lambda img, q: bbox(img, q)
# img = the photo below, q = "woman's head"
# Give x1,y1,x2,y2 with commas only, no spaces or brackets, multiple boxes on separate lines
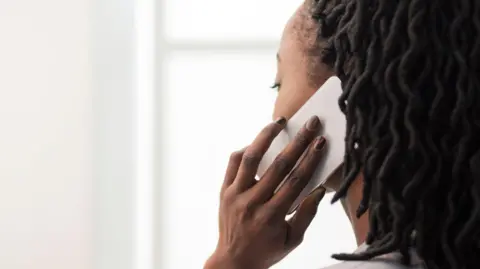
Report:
273,1,348,192
272,1,333,120
305,0,480,268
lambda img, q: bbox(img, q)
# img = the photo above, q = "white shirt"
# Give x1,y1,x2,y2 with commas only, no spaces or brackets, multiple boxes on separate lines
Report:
320,244,425,269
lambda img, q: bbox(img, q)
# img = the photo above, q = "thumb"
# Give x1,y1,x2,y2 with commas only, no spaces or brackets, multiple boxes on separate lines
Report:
286,187,326,248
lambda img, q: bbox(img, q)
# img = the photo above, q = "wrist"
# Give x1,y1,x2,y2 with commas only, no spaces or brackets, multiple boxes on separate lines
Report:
204,251,262,269
204,254,236,269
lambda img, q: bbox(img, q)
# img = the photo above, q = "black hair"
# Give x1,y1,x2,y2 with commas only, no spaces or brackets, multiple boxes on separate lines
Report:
310,0,480,268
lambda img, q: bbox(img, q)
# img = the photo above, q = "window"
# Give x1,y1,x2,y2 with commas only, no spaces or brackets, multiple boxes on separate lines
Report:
162,0,301,42
90,0,356,268
93,1,360,269
154,1,357,269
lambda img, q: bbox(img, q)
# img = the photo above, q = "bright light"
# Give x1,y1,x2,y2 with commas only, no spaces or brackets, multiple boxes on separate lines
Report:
134,0,154,268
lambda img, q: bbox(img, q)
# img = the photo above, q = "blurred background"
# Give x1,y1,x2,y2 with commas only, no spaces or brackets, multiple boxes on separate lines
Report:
0,0,355,268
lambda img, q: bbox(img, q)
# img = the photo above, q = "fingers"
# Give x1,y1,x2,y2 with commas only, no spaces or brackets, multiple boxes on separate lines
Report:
222,147,247,194
250,116,322,202
233,117,287,192
268,136,327,214
286,187,326,248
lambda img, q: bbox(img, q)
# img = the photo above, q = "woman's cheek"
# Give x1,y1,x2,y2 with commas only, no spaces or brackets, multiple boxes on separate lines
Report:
272,86,316,120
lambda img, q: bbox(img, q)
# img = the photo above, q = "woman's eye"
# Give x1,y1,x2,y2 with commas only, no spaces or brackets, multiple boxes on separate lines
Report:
270,83,281,91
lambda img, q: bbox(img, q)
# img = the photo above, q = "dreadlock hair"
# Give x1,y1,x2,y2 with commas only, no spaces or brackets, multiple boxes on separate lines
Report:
309,0,480,268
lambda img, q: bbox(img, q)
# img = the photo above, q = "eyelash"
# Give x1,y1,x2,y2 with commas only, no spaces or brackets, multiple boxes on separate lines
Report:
270,83,281,91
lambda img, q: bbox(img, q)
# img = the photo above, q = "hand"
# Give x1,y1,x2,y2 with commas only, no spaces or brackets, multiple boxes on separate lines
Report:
205,116,328,269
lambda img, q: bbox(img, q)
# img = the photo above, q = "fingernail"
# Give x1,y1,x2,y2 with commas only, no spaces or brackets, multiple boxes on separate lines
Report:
313,187,326,205
314,136,326,151
306,116,320,131
275,117,287,125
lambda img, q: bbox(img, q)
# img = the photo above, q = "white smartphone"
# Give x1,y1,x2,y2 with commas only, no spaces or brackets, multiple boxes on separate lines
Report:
257,76,346,214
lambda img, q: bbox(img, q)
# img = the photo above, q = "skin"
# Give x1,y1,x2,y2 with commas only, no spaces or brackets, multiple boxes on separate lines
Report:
273,1,369,246
272,3,331,119
205,116,328,269
205,2,369,269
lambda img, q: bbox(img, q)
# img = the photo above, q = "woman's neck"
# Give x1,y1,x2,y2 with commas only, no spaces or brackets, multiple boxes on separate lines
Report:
340,174,370,246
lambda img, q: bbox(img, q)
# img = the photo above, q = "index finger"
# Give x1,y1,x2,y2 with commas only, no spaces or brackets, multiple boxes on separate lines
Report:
232,117,286,192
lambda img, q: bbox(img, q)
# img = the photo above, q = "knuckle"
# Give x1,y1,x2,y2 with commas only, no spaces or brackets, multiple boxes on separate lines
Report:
287,173,305,186
235,196,256,217
293,132,310,148
229,150,243,162
254,208,276,227
263,206,279,221
272,155,293,173
242,151,262,167
222,187,236,203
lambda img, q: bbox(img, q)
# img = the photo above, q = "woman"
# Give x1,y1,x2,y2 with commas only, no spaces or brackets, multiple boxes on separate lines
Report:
205,0,480,268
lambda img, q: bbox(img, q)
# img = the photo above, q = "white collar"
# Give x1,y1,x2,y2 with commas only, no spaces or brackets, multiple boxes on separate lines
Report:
354,242,368,254
353,242,424,267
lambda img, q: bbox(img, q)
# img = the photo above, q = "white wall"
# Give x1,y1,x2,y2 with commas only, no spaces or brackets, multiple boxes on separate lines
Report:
0,1,356,268
91,0,136,268
0,1,93,268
